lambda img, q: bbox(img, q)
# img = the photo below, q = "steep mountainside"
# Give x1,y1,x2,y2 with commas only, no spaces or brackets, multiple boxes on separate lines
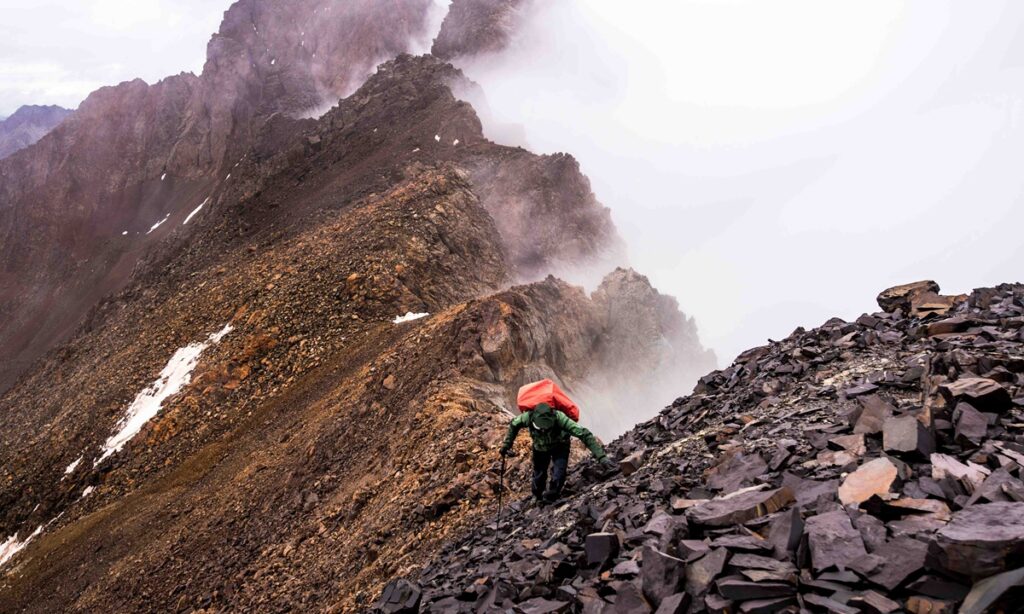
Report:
393,283,1024,613
0,105,72,160
0,1,712,612
0,0,443,393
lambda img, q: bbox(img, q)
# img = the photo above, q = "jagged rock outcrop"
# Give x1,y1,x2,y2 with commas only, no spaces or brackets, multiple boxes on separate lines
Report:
0,105,72,160
432,0,530,61
391,283,1024,613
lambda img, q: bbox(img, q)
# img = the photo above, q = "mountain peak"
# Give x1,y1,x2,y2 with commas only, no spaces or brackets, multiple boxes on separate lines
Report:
0,104,72,160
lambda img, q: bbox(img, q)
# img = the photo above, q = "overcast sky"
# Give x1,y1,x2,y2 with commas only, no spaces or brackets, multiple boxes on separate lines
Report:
462,0,1024,363
3,0,1021,366
0,0,230,116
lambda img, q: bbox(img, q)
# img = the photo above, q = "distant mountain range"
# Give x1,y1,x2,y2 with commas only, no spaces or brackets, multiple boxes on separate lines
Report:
0,104,72,160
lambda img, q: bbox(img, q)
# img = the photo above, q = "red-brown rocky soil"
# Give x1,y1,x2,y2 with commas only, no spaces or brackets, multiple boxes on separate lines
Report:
0,1,713,612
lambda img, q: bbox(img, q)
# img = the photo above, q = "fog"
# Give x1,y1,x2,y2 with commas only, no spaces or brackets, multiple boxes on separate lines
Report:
457,0,1024,364
0,0,230,116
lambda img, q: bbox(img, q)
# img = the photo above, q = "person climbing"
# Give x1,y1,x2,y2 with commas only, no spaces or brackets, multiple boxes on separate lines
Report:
500,402,616,503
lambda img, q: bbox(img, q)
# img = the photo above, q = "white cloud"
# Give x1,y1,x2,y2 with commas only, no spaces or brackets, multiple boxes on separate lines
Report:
459,0,1024,362
0,0,229,115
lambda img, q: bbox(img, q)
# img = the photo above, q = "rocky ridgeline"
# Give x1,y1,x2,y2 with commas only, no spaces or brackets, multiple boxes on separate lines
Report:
375,282,1024,613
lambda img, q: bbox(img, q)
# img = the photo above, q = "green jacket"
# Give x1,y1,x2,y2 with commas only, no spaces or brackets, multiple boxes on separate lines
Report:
503,410,607,460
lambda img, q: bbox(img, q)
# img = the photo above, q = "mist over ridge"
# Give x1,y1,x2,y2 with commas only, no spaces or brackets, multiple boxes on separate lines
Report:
453,0,1024,362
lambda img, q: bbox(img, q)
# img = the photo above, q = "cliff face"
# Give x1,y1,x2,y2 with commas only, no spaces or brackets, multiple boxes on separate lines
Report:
0,105,72,160
0,2,712,611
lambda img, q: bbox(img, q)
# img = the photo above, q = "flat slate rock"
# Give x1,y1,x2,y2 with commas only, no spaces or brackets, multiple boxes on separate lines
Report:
515,598,571,614
585,533,620,567
706,452,768,494
373,579,422,613
929,502,1024,579
958,566,1024,614
640,547,685,607
687,487,794,527
685,548,729,597
853,395,896,435
716,577,795,600
940,377,1012,413
805,510,868,572
882,415,935,458
838,458,898,506
868,536,929,590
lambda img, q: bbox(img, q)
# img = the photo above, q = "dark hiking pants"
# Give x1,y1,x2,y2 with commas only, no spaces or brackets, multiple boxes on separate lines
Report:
532,442,570,499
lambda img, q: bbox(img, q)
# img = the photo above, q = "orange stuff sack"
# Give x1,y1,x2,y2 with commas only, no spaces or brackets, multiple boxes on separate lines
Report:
516,379,580,422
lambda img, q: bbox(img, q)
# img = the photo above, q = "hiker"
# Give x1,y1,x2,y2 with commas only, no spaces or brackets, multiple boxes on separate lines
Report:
500,402,616,503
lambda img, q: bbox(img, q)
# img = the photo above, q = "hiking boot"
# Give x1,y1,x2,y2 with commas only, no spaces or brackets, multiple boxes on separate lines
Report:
542,489,560,503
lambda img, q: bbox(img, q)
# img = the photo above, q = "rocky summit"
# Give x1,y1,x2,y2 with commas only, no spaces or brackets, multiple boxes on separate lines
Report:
384,283,1024,613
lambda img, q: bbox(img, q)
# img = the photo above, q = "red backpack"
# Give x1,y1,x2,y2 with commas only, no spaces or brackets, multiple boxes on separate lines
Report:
516,379,580,422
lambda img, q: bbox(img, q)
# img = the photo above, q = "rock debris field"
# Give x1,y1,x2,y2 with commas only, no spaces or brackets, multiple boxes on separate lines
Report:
374,282,1024,613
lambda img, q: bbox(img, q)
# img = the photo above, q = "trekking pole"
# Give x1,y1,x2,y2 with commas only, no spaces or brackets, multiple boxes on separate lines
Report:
496,454,507,534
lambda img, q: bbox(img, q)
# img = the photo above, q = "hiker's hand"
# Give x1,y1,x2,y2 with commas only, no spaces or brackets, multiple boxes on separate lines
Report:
599,457,618,472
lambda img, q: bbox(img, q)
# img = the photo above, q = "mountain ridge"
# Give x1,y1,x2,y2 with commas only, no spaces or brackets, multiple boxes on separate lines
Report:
0,104,72,160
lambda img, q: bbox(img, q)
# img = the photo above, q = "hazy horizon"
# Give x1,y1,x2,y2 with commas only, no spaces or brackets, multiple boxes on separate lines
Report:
459,0,1024,362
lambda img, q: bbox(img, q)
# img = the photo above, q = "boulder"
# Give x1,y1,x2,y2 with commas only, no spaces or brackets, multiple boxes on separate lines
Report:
940,378,1012,413
805,510,868,572
928,503,1024,579
620,450,647,476
838,458,899,506
585,533,620,567
877,281,940,313
883,415,935,458
867,536,929,590
853,396,896,435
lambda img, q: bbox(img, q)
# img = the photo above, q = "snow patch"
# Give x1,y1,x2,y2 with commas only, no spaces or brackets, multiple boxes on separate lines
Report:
146,213,170,235
64,456,83,475
122,231,128,236
412,148,420,153
183,198,209,225
271,58,276,65
161,173,166,181
0,526,43,568
393,312,429,324
434,134,441,142
95,323,234,464
81,486,95,498
453,139,460,146
225,173,231,180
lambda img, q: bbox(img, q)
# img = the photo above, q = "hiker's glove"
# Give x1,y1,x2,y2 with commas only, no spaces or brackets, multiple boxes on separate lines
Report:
599,457,618,472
